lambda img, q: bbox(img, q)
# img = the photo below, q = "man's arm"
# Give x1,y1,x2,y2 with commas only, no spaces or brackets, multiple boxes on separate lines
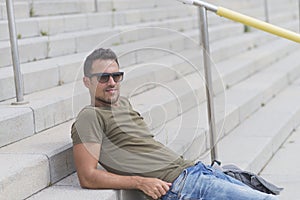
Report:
73,143,172,199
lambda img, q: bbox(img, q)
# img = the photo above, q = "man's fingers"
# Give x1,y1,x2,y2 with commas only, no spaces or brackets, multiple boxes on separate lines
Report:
162,182,172,192
157,185,167,196
156,181,171,197
150,193,158,200
138,178,172,199
150,183,169,199
154,188,162,199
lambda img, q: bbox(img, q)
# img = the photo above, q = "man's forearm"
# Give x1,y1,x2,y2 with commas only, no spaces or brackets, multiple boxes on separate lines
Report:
78,168,139,189
79,169,171,199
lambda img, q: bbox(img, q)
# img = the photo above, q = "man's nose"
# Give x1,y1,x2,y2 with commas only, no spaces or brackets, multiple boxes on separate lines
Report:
107,76,117,85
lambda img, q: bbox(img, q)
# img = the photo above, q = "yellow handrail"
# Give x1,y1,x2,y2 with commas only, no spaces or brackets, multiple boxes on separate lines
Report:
217,7,300,43
177,0,300,43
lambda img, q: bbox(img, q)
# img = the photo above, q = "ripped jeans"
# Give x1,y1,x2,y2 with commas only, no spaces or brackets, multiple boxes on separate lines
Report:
161,162,278,200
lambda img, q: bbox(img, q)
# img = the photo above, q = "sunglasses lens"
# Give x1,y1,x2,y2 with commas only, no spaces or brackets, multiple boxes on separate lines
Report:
112,73,123,82
97,74,110,83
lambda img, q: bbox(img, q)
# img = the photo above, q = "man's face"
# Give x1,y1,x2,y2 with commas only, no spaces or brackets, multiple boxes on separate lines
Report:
85,59,121,106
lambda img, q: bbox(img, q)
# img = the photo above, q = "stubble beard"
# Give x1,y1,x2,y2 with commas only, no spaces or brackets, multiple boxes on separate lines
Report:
94,91,120,106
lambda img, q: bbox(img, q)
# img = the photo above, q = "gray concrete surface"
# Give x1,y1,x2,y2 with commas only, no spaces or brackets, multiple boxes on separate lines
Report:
261,127,300,200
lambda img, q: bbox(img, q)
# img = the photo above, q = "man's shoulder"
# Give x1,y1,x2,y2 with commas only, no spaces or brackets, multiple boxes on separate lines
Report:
119,96,131,106
73,106,105,131
77,105,98,116
75,106,107,125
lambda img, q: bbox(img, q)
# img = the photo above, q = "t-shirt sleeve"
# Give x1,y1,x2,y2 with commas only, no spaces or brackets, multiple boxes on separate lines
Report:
71,107,104,145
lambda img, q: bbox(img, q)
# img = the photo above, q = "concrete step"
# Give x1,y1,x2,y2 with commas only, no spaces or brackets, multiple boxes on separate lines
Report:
267,0,299,13
0,30,194,100
207,0,262,10
113,6,196,27
0,1,29,20
29,0,95,17
109,0,195,12
260,117,300,200
216,39,299,88
0,21,245,102
0,15,202,67
28,175,118,200
270,11,299,28
218,81,300,174
0,13,112,41
210,0,298,24
1,3,297,67
211,19,298,61
0,154,49,200
143,47,300,156
0,80,89,146
0,0,192,19
21,43,300,200
0,4,196,41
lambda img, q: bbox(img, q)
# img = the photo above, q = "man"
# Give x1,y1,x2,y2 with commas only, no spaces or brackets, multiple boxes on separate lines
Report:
71,48,278,200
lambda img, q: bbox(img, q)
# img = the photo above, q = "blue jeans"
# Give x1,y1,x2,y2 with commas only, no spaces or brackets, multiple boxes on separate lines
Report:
162,162,278,200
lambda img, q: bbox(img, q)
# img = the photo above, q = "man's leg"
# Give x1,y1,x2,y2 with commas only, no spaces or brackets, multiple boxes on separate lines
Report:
184,172,277,200
163,162,278,200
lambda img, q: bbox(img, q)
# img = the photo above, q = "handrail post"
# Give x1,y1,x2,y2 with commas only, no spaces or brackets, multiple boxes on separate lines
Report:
299,0,300,32
264,0,269,22
6,0,27,105
198,6,218,162
94,0,98,12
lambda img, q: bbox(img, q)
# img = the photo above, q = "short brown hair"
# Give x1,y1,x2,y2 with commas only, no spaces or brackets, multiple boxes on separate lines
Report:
83,48,119,76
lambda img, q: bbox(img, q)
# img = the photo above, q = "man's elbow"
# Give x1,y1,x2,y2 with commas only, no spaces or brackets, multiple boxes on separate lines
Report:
79,179,91,189
77,173,97,189
78,177,91,189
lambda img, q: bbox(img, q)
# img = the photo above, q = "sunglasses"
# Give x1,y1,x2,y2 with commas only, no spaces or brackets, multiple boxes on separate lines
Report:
88,72,124,83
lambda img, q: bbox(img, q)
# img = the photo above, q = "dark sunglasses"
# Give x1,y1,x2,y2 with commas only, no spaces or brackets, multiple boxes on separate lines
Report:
88,72,124,83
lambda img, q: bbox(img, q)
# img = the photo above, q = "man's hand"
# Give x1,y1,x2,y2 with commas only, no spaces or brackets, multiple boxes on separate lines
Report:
135,177,172,199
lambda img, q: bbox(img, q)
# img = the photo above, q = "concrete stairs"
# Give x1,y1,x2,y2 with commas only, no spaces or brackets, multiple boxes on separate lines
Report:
0,0,299,199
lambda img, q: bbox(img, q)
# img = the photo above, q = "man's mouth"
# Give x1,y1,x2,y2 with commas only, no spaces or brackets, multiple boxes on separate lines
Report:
105,88,118,93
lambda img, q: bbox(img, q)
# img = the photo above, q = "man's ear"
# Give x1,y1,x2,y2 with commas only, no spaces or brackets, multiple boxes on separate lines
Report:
83,77,90,88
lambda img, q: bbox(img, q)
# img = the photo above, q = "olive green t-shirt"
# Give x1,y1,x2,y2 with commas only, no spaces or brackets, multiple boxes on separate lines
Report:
71,96,194,182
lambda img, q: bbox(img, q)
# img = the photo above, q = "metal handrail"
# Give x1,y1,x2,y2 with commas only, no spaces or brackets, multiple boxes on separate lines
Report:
180,0,300,43
5,0,28,105
94,0,98,12
299,0,300,32
264,0,269,22
177,0,300,162
198,7,218,161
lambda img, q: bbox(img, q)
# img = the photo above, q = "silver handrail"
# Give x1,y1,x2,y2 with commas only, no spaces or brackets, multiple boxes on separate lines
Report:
299,0,300,32
264,0,269,22
6,0,27,105
94,0,98,12
198,7,218,162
